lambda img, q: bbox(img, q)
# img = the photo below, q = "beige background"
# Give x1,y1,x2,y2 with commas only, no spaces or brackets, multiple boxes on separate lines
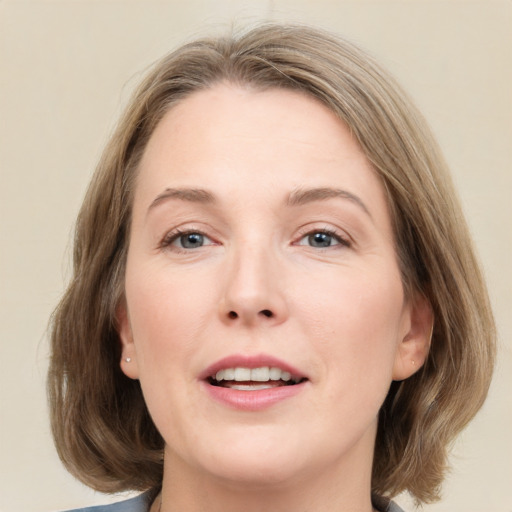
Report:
1,1,510,511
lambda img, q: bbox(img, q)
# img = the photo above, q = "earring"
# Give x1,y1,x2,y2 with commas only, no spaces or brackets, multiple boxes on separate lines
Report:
125,357,132,363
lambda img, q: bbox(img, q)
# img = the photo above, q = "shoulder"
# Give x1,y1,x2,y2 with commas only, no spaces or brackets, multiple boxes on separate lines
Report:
387,501,406,512
59,493,149,512
373,494,407,512
60,493,405,512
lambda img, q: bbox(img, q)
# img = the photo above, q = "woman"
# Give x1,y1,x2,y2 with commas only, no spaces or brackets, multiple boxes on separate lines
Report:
48,24,496,512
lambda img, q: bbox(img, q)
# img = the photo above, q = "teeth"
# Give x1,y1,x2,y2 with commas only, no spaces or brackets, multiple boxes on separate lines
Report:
213,366,300,383
234,367,251,381
269,367,281,380
251,367,270,381
231,383,275,390
224,368,235,380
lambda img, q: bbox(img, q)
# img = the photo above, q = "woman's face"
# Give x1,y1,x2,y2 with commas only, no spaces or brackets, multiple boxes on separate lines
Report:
119,84,429,487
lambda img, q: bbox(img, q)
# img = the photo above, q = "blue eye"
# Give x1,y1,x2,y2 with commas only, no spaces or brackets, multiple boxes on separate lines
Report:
163,231,213,250
308,232,336,247
177,232,205,249
297,230,348,248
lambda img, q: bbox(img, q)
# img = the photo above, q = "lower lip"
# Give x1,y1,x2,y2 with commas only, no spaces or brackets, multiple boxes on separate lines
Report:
201,381,307,411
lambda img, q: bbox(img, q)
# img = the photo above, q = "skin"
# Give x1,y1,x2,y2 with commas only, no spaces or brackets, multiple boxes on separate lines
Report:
118,84,432,512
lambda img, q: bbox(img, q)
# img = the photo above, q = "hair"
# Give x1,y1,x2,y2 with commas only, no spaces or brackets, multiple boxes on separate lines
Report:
48,24,495,504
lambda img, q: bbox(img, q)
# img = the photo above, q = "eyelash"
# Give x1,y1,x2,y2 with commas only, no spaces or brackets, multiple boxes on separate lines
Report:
159,226,351,252
295,227,351,249
160,228,213,251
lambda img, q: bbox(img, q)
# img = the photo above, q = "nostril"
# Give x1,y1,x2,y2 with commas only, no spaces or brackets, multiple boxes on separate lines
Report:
226,309,274,320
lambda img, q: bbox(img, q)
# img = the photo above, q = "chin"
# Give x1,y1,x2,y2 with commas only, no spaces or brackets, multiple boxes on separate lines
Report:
205,455,305,489
182,426,312,487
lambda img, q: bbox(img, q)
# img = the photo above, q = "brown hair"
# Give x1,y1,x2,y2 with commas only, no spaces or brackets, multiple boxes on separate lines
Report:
48,24,495,503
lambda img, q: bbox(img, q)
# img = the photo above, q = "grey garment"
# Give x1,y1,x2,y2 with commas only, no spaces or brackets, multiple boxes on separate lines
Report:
59,493,149,512
386,501,406,512
373,494,406,512
62,492,405,512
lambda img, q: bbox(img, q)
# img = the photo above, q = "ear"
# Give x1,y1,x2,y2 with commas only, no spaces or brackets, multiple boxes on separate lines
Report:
117,302,140,380
392,293,433,381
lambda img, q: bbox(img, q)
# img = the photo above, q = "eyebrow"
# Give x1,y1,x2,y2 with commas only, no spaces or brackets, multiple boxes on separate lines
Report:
287,187,371,218
148,187,216,213
147,186,371,218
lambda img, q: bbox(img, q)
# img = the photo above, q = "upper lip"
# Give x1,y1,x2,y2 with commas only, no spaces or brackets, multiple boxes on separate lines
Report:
199,354,307,381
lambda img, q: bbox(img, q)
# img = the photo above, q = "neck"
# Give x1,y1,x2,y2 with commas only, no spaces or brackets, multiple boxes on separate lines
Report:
158,439,377,512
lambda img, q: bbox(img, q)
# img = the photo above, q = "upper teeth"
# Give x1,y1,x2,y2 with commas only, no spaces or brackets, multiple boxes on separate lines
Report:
214,367,297,383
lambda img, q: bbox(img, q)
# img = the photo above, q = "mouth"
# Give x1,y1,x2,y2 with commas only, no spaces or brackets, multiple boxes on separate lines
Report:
201,355,309,409
208,366,307,391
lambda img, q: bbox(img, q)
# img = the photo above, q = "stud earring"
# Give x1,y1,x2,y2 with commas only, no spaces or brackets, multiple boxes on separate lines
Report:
125,357,132,363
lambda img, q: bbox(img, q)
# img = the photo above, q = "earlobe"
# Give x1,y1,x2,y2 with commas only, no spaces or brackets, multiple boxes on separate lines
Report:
117,303,140,380
392,293,433,381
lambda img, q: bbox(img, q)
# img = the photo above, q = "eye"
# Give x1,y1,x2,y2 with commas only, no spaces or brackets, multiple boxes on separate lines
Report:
296,229,349,248
162,230,214,250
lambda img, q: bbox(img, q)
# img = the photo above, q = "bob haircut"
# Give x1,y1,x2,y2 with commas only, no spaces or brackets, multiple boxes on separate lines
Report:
48,24,495,504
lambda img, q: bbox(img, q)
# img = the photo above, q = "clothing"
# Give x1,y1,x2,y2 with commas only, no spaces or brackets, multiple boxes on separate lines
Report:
373,494,406,512
61,493,405,512
60,493,149,512
387,503,406,512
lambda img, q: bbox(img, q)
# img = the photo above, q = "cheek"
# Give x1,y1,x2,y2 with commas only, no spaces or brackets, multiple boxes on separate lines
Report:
294,267,405,380
124,263,216,375
123,269,208,434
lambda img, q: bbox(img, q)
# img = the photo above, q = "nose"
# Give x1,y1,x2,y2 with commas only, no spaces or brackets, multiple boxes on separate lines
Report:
219,244,288,326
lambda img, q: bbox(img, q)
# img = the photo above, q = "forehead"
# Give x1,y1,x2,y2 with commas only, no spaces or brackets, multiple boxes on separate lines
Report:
141,84,356,166
134,84,389,221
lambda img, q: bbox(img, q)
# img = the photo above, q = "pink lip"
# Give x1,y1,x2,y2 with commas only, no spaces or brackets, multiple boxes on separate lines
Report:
201,380,307,411
199,354,308,411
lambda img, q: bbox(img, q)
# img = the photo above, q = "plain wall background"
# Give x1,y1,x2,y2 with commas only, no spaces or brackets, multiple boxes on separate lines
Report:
1,1,510,511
